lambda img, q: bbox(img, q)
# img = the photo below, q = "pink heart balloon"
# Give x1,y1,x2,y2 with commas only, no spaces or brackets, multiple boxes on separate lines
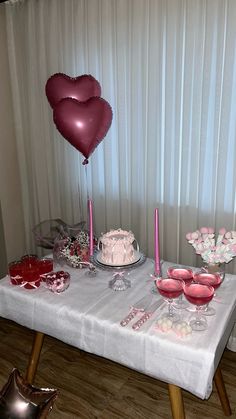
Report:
53,97,113,164
45,73,101,108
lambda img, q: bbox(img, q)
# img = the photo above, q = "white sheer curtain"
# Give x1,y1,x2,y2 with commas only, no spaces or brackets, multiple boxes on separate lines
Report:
4,0,236,272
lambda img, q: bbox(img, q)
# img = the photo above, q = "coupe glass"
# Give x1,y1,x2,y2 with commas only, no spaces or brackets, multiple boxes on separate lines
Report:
193,272,222,316
155,278,184,322
167,266,193,309
184,283,214,331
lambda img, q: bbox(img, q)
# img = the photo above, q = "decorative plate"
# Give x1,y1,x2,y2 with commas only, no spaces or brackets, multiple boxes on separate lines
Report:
91,250,146,270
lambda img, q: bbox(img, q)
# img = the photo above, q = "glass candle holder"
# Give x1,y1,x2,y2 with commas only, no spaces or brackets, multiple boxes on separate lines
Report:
38,258,54,279
8,261,24,285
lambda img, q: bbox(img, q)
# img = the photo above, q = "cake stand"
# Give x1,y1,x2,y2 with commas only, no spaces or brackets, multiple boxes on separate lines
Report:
91,250,146,291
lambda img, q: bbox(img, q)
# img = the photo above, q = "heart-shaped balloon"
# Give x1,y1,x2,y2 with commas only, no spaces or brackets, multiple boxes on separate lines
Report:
45,73,101,108
53,97,113,164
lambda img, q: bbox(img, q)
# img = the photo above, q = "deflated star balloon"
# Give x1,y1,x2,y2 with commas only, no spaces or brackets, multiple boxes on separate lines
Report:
0,368,58,418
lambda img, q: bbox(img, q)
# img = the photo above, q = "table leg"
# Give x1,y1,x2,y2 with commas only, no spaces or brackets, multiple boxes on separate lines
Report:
25,331,45,384
214,366,232,416
168,383,185,419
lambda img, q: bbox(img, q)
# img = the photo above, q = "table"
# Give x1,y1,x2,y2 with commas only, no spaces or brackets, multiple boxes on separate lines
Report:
0,258,235,418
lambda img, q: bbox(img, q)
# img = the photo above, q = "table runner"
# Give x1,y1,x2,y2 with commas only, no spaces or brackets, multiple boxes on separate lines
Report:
0,258,235,400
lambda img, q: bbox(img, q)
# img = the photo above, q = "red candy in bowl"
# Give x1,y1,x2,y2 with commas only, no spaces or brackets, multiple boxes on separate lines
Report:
44,271,70,293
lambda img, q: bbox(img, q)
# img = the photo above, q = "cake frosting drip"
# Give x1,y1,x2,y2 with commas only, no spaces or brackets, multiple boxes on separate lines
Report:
99,229,136,265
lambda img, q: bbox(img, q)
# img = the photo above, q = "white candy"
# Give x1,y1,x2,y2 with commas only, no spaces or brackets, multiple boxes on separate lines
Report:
173,321,192,337
155,316,173,332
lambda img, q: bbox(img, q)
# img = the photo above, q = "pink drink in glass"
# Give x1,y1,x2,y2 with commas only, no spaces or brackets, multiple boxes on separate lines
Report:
193,272,221,290
155,278,183,321
184,283,214,306
167,267,193,283
167,267,193,309
155,278,183,299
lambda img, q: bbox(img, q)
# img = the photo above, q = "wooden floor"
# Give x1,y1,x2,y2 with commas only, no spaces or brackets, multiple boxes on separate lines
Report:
0,317,235,419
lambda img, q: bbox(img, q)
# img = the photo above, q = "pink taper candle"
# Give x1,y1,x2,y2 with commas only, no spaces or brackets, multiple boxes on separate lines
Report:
88,199,94,256
154,208,161,276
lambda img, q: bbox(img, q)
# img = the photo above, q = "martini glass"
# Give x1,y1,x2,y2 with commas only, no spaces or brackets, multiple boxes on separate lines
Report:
184,283,214,331
192,272,222,316
167,266,193,309
155,278,184,322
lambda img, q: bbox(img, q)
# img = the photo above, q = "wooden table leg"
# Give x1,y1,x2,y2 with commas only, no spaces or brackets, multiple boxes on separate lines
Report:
25,331,45,384
168,383,185,419
214,366,232,416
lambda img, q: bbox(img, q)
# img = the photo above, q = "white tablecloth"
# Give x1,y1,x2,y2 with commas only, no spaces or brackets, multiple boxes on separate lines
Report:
0,258,235,400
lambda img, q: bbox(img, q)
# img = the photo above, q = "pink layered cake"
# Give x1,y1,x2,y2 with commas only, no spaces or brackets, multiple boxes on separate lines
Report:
99,229,137,265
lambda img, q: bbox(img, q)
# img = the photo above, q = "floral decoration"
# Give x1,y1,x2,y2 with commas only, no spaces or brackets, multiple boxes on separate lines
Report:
186,227,236,264
60,231,91,268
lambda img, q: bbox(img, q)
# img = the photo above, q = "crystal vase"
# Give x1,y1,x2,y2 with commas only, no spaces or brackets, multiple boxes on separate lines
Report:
202,263,225,282
53,225,92,268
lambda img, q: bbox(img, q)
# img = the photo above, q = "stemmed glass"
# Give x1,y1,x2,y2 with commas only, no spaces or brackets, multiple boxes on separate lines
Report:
155,278,184,322
184,283,214,331
192,272,222,316
167,266,193,309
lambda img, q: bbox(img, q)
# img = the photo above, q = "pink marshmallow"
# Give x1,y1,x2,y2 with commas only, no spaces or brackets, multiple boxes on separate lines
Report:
186,233,192,240
231,244,236,254
200,227,209,234
208,227,214,234
219,228,227,236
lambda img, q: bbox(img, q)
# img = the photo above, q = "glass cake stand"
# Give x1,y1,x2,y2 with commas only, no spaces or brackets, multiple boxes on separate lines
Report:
91,250,146,291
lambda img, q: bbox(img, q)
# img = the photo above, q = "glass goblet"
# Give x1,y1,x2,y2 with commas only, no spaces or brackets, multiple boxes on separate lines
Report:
192,272,222,316
167,266,193,309
184,283,214,331
155,278,184,322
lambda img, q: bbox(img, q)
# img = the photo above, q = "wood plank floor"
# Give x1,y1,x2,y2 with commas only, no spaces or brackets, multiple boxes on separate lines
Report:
0,317,235,419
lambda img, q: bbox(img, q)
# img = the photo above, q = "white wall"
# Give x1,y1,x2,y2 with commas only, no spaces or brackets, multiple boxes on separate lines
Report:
0,5,26,265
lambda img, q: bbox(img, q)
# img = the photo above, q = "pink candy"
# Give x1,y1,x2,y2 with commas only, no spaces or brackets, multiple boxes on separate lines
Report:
208,227,215,234
45,271,70,293
199,227,209,234
186,227,236,264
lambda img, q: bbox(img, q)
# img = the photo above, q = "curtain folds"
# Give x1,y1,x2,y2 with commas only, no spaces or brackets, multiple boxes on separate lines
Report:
4,0,236,272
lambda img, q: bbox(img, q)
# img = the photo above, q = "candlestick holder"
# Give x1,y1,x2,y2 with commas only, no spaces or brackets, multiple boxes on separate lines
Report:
108,272,131,291
150,271,162,294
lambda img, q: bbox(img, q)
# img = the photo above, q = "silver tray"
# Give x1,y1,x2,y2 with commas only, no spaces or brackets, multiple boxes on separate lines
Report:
91,250,146,271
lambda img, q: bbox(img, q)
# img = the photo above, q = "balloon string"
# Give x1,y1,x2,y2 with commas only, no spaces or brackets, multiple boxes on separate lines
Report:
84,165,91,201
84,164,94,255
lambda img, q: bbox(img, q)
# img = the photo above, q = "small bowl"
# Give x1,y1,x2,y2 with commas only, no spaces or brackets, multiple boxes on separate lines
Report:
45,271,70,293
